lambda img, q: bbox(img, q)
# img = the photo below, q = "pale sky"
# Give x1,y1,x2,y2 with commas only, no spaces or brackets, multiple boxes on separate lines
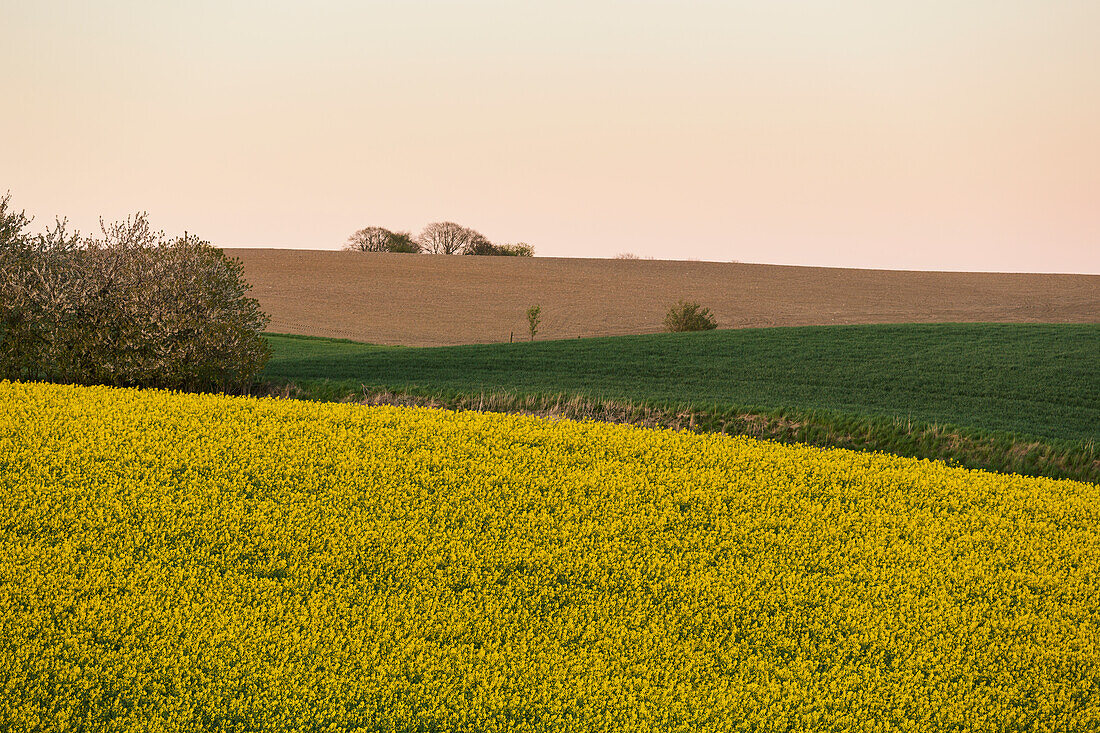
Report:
3,0,1098,273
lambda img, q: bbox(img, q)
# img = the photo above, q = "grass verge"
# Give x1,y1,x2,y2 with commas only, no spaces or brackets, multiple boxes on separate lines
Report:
258,323,1099,483
254,380,1099,484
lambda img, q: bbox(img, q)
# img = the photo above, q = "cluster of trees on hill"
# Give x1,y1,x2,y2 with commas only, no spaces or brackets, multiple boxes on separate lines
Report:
0,192,270,391
346,221,533,257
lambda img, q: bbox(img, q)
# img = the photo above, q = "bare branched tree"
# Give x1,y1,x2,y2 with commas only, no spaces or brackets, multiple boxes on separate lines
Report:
346,226,394,252
417,221,488,255
346,226,421,253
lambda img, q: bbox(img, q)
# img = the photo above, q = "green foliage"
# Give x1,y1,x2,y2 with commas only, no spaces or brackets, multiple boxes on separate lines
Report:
384,231,420,253
526,304,542,341
463,239,534,257
496,242,534,257
0,199,270,390
664,300,717,332
463,235,500,256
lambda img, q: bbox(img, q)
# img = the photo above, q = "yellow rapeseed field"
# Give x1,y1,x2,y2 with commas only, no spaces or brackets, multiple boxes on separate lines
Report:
1,381,1098,732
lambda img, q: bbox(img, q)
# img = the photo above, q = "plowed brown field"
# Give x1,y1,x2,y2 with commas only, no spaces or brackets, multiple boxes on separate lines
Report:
226,249,1100,346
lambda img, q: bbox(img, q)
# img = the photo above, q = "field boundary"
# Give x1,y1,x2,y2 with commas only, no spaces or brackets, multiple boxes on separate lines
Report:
255,379,1100,484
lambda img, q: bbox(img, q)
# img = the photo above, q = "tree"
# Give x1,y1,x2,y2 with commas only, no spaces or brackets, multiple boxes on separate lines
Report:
663,300,717,332
385,231,420,253
463,234,499,256
77,216,272,390
417,221,488,255
345,227,421,253
494,243,534,257
0,193,36,378
462,239,535,257
345,226,393,252
0,199,270,390
0,195,84,381
0,191,30,247
526,304,542,341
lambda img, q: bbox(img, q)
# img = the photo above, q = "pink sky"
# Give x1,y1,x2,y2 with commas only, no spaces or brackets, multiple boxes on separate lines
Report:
3,0,1098,273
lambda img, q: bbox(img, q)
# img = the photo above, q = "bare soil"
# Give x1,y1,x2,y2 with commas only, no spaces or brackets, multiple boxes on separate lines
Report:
226,249,1100,346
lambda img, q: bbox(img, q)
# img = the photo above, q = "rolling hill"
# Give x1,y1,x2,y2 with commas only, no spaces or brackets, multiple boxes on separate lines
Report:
226,249,1100,347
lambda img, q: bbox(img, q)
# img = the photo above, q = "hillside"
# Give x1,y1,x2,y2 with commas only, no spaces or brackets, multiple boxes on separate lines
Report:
226,249,1100,346
263,324,1099,444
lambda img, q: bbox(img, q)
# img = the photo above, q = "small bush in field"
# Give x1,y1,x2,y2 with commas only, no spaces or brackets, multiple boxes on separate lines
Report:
464,240,534,257
664,300,717,332
496,243,534,257
526,304,541,340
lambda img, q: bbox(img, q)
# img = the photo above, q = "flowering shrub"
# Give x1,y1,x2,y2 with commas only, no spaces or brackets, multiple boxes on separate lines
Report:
1,381,1097,731
0,207,268,390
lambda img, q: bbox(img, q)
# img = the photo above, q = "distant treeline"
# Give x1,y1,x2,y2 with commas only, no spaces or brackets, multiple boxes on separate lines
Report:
345,222,533,257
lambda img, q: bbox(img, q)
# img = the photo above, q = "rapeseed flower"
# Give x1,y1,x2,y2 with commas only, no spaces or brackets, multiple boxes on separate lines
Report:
0,381,1097,732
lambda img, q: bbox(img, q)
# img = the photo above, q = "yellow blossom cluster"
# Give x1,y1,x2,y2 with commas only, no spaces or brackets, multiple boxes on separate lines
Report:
1,381,1098,732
